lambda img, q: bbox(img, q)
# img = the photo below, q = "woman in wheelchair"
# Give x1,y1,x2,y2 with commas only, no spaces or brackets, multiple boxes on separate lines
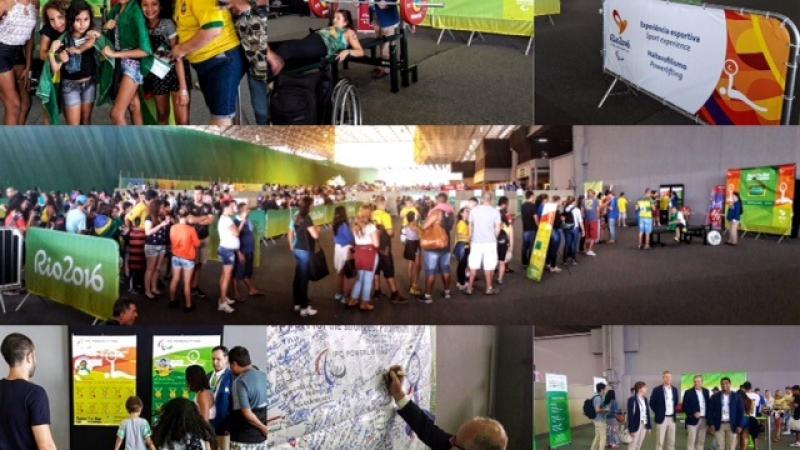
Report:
270,9,364,75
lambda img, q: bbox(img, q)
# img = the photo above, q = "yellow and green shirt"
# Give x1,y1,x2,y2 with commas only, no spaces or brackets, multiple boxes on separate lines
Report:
174,0,240,64
637,198,653,219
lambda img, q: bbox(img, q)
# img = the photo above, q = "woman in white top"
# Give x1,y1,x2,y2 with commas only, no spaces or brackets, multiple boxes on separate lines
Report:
185,365,216,423
348,204,379,311
151,397,214,450
0,0,37,124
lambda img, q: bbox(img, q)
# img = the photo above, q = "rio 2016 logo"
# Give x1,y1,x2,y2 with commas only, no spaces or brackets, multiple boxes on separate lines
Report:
34,249,104,292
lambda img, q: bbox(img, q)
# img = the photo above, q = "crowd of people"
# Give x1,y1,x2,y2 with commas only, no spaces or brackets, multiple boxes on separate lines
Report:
588,372,800,450
0,332,509,450
0,0,419,125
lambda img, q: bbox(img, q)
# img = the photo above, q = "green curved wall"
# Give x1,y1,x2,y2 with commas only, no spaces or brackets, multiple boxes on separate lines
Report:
0,127,373,192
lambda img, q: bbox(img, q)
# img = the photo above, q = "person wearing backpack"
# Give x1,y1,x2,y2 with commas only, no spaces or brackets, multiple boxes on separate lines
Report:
561,196,583,266
590,382,610,450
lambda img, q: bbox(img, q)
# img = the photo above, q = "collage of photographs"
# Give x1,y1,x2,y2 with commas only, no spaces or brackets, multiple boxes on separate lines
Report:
0,0,798,449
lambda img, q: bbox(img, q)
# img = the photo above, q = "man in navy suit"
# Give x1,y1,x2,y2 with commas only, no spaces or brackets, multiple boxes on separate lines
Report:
385,365,508,450
209,345,234,450
683,374,711,450
627,381,652,450
651,371,679,450
708,377,744,450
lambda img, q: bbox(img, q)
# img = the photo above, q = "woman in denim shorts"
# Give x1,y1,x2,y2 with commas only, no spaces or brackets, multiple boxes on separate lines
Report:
143,199,171,300
101,0,152,124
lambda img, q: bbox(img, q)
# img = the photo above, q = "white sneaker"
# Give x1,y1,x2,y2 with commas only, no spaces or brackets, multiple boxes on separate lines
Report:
788,443,800,447
300,306,318,317
586,250,597,256
551,266,563,273
218,303,235,313
294,305,301,312
223,298,235,305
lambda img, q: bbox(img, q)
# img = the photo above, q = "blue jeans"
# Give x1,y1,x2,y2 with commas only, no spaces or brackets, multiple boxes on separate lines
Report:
546,229,561,268
351,269,375,302
453,242,469,285
292,249,310,308
193,47,246,120
608,218,617,241
522,230,536,266
247,72,269,125
423,250,450,277
563,227,577,261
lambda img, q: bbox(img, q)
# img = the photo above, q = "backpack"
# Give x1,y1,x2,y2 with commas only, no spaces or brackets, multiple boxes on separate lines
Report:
271,72,320,125
583,395,600,419
562,206,576,230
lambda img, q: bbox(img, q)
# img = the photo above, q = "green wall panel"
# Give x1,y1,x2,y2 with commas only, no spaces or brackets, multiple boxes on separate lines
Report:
0,127,369,192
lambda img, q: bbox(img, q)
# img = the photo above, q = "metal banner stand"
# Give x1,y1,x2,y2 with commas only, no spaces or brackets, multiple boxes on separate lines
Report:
525,35,533,56
436,28,456,44
466,30,485,46
597,76,638,108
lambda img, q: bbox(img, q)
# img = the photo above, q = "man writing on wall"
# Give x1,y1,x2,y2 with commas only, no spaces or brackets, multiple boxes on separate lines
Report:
384,365,508,450
0,333,58,450
228,346,268,450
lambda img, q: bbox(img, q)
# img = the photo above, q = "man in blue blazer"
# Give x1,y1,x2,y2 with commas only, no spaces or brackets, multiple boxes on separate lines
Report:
627,381,652,450
708,377,744,450
651,371,680,450
209,345,234,450
683,375,711,450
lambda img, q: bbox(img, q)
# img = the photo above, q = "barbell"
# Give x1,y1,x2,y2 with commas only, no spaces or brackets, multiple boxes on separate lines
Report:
305,0,445,26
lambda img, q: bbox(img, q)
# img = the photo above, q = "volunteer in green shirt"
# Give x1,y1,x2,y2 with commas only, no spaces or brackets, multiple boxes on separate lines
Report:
636,188,653,250
102,0,153,125
171,0,244,125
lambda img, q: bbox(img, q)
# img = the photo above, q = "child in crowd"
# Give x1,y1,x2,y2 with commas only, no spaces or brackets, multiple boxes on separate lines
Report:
140,0,190,125
48,1,98,125
401,211,421,296
453,207,471,291
669,206,686,242
114,396,157,450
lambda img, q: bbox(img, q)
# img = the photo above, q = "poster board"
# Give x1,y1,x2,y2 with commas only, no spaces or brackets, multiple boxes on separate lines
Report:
72,335,137,426
602,0,799,125
680,372,748,393
151,335,221,420
545,373,572,448
527,202,557,282
726,164,796,236
267,326,435,449
583,181,603,196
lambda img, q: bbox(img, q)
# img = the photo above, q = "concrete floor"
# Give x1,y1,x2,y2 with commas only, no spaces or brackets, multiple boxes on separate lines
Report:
2,219,798,326
19,15,533,125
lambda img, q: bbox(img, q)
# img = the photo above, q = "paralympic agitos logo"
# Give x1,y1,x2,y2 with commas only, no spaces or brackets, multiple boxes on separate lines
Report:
609,9,631,54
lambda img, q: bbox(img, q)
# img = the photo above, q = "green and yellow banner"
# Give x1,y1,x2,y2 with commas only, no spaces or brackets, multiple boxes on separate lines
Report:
545,373,572,448
25,228,120,320
726,164,795,236
680,372,748,393
72,335,137,426
535,0,560,16
426,0,533,37
152,335,220,421
527,202,557,282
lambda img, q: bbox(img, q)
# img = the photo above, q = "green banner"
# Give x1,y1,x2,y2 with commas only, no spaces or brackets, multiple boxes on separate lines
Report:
265,209,292,239
25,228,120,320
680,372,748,393
583,181,604,196
527,203,557,282
152,335,220,421
545,373,572,448
726,164,795,236
427,0,533,37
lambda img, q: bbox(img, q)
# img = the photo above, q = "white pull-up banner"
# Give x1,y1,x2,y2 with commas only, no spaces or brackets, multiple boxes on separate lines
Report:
602,0,798,125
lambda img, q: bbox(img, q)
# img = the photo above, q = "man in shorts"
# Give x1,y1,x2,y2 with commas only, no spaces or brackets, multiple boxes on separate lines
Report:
467,191,501,296
637,188,654,250
371,196,407,304
187,186,215,298
583,189,599,256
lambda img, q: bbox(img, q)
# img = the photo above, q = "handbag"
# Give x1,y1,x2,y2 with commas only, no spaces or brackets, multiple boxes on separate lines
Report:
420,216,448,251
308,246,329,281
354,244,377,271
620,426,633,444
